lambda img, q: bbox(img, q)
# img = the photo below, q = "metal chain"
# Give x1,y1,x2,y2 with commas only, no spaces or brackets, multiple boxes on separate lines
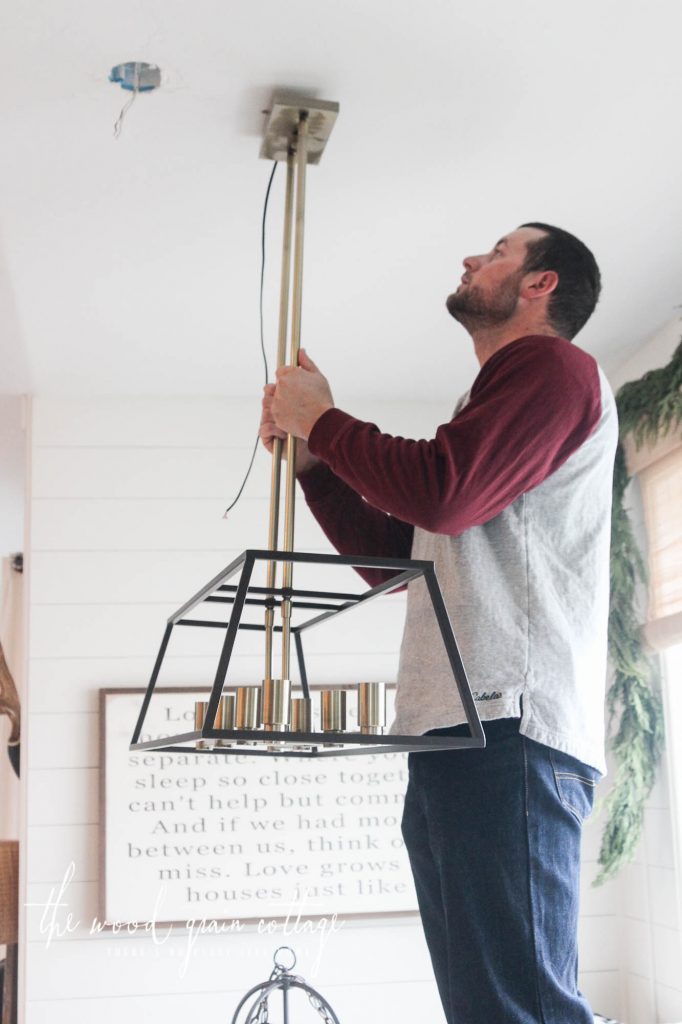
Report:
245,994,269,1024
273,969,338,1024
306,988,337,1024
244,969,283,1024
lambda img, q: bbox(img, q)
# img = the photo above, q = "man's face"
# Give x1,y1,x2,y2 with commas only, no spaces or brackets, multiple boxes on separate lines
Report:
446,226,547,329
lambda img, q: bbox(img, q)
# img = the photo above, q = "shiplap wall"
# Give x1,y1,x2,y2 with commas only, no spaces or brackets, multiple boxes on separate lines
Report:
608,487,682,1024
619,748,682,1023
608,314,682,1024
23,395,623,1023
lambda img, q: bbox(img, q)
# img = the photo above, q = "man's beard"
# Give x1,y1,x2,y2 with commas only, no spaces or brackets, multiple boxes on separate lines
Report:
446,270,524,330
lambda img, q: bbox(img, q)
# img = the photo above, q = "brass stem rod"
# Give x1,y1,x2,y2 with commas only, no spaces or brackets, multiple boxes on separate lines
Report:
264,152,296,681
281,113,309,680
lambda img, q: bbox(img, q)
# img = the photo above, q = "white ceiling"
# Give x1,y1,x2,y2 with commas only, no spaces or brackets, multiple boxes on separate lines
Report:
1,0,681,402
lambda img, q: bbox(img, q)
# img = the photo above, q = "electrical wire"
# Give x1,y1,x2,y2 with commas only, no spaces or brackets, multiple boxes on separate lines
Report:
223,160,278,518
113,64,140,139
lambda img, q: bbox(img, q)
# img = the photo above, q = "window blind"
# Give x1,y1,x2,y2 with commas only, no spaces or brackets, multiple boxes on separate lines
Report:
632,437,682,650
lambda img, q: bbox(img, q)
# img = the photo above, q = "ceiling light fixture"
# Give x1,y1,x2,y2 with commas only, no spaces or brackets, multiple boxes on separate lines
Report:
130,92,484,759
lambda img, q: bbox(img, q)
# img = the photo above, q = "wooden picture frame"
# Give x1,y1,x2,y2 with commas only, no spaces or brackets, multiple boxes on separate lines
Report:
99,686,419,927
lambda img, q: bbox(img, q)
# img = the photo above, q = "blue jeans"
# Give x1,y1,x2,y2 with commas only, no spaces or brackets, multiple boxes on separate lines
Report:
401,717,600,1024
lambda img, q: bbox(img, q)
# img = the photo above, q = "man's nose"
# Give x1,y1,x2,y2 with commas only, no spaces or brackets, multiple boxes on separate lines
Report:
463,255,478,272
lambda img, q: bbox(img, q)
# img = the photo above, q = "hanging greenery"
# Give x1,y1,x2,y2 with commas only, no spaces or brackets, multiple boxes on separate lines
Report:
596,335,682,883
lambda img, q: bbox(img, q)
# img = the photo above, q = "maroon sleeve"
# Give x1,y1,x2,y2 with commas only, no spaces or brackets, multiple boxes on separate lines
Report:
297,461,414,587
306,336,602,536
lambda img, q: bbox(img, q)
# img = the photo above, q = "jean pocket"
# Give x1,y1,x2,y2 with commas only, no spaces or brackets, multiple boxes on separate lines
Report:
550,752,598,824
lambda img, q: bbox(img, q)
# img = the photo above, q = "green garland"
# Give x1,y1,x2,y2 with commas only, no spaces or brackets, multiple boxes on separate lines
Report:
596,336,682,883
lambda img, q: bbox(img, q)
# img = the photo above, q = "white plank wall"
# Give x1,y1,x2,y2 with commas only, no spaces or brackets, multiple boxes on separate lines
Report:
24,396,623,1022
608,316,682,1024
619,750,682,1024
609,491,682,1024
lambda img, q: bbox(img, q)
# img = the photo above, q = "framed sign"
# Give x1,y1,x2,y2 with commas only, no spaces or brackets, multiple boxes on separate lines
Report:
100,687,419,925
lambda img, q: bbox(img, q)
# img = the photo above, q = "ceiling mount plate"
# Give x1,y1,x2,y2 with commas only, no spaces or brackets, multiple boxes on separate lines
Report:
260,92,339,164
109,62,161,92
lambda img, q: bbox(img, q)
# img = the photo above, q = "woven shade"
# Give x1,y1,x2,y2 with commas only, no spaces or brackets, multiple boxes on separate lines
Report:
0,840,19,944
623,427,682,477
637,441,682,650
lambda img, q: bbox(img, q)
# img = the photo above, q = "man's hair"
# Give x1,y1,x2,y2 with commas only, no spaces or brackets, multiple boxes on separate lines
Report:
518,222,601,340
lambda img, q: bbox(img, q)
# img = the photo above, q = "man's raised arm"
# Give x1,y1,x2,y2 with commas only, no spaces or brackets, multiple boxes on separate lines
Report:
260,377,414,587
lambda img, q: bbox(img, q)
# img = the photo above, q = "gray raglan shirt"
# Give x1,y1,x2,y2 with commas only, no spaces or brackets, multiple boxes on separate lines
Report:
300,335,619,772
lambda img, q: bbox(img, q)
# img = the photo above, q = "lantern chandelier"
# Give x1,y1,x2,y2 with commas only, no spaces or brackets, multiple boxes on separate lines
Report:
131,93,484,759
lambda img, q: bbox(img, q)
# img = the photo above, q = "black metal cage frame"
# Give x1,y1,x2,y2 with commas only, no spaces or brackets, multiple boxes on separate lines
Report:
130,549,486,757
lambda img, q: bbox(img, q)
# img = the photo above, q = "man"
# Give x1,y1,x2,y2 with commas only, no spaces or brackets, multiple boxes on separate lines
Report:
260,223,617,1024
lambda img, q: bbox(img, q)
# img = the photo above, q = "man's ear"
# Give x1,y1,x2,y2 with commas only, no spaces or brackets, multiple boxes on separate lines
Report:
526,270,559,299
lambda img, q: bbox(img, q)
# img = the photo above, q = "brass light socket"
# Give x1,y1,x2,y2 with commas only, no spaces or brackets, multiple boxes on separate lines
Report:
235,686,262,732
358,682,387,735
291,697,312,733
321,690,347,733
290,696,313,751
217,694,236,747
194,700,212,750
262,678,292,731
